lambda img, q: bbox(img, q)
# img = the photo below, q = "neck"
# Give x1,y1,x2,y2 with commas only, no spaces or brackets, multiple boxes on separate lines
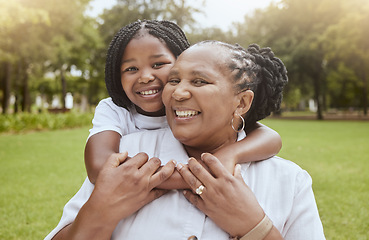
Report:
184,133,238,160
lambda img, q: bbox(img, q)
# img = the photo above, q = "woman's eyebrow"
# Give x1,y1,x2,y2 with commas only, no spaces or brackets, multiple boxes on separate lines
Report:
190,70,209,79
169,69,179,77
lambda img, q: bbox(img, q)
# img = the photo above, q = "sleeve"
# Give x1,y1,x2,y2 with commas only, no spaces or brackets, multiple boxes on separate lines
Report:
44,178,94,240
282,170,326,240
88,98,129,139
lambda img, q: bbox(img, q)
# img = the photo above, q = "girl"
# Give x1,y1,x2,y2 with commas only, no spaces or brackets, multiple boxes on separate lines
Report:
84,19,282,187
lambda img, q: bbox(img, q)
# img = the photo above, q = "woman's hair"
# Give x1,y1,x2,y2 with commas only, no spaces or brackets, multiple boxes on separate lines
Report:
105,19,190,108
194,41,288,129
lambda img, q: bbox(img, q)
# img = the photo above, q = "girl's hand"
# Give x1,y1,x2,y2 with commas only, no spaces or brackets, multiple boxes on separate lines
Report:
176,153,264,237
91,151,176,225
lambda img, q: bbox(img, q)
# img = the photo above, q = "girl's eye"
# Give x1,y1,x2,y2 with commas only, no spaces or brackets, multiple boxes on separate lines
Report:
123,67,138,73
153,62,165,68
193,79,209,86
168,79,180,85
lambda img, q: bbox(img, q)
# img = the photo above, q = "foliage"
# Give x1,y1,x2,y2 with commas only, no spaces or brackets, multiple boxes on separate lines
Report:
0,112,93,133
1,0,368,117
1,120,368,239
231,0,369,117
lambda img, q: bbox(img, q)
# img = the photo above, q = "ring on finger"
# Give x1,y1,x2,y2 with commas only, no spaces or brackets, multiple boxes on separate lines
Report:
195,184,205,195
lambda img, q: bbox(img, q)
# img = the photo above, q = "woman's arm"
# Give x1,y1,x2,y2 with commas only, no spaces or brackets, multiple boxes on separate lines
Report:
214,122,282,172
53,152,176,240
84,131,120,183
176,153,283,239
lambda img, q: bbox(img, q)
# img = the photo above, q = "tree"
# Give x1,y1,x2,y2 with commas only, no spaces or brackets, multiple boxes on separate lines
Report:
233,0,348,119
0,0,49,113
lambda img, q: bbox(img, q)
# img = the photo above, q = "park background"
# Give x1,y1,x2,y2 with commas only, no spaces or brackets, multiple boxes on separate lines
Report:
0,0,368,239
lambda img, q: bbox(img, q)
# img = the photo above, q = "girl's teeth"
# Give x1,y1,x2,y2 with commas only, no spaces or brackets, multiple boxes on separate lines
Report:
175,110,198,117
140,90,159,95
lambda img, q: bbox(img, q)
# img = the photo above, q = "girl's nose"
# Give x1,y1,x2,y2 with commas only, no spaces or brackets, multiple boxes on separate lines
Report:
138,69,155,83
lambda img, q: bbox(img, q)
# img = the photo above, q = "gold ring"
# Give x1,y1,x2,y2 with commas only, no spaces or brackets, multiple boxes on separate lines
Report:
195,185,205,195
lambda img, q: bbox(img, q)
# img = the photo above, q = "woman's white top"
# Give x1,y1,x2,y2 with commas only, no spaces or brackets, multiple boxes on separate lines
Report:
87,97,168,139
45,128,325,240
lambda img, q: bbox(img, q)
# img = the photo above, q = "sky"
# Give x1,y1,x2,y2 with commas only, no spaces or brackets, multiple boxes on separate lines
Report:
87,0,275,30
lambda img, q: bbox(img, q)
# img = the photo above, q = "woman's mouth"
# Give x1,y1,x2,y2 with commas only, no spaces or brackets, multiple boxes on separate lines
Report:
175,110,200,118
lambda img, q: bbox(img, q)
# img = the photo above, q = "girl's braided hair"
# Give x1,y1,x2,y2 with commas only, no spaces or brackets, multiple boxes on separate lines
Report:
105,19,190,108
194,41,288,129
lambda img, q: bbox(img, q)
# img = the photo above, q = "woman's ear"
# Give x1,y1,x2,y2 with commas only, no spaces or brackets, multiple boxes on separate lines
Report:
235,90,254,116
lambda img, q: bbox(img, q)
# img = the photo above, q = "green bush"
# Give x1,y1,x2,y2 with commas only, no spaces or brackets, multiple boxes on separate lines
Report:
0,112,94,133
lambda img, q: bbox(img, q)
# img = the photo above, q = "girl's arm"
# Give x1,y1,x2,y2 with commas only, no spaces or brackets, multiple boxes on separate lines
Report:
85,131,120,184
158,122,281,189
214,122,282,172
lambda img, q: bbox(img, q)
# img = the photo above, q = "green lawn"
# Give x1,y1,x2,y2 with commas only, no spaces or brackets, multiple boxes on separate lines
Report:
0,120,368,239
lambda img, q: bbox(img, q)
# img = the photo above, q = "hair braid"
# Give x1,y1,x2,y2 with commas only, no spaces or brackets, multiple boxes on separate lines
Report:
105,20,190,108
192,40,288,129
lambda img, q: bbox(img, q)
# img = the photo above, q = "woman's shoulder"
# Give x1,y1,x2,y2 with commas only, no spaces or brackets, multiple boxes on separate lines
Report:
246,156,311,183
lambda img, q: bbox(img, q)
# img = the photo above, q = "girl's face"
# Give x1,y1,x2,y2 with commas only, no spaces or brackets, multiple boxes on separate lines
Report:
121,34,176,116
162,45,240,152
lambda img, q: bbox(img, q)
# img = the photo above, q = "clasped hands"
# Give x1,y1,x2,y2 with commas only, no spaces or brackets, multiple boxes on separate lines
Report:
91,151,265,238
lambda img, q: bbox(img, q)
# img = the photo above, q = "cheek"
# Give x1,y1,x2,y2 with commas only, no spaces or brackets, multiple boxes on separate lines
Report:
161,85,173,107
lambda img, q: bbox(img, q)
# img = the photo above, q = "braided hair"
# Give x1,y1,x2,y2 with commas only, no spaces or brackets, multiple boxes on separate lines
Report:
105,19,190,108
194,41,288,129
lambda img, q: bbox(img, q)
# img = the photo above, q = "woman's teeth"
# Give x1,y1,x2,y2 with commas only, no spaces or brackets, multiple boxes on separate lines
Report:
140,89,159,95
175,110,198,117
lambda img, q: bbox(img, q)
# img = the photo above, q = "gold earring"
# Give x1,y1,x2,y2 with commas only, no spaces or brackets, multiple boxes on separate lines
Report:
231,114,245,133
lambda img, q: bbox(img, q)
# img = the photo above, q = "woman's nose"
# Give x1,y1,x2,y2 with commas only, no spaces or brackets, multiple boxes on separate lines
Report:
172,84,191,101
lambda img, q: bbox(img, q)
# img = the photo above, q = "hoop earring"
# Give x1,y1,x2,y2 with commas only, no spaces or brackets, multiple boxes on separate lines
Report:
231,114,245,133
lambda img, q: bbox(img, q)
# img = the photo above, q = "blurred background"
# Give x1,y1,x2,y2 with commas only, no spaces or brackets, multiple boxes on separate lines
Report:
1,1,368,239
1,0,368,121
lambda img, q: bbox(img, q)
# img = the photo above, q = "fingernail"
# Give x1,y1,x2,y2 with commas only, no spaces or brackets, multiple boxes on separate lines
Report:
172,160,177,165
177,163,183,170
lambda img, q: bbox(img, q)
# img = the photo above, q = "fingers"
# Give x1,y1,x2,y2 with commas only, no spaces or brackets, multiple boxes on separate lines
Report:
183,189,206,212
106,151,129,168
200,153,230,178
149,160,177,189
144,189,169,204
177,160,211,195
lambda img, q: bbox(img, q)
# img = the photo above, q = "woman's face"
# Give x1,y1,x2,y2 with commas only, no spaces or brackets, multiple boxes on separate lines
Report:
121,34,176,116
162,45,240,151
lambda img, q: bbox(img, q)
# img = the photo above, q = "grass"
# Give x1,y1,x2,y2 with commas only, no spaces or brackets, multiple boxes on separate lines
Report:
0,119,368,239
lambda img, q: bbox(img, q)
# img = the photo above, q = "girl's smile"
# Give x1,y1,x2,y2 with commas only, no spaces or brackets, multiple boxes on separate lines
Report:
121,34,176,116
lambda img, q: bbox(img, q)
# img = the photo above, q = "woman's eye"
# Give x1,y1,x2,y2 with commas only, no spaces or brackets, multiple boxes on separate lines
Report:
168,79,180,85
193,79,209,86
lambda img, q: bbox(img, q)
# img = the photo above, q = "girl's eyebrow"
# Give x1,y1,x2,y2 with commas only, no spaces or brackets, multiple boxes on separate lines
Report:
122,54,169,64
121,58,135,64
150,54,169,59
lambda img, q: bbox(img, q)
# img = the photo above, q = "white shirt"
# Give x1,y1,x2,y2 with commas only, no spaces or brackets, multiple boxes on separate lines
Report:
45,128,325,240
88,97,168,139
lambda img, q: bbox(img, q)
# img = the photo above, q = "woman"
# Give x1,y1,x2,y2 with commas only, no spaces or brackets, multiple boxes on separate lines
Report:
46,42,325,240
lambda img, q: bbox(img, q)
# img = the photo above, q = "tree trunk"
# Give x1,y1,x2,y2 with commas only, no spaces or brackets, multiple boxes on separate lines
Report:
362,69,368,116
1,62,12,114
61,67,67,109
313,75,324,120
22,72,31,112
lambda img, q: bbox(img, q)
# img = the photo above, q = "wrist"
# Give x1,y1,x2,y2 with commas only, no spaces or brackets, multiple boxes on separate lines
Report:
229,214,273,240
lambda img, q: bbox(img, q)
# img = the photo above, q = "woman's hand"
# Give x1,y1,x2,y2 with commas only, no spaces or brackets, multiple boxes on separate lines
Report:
176,153,266,238
54,152,176,240
91,151,176,224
